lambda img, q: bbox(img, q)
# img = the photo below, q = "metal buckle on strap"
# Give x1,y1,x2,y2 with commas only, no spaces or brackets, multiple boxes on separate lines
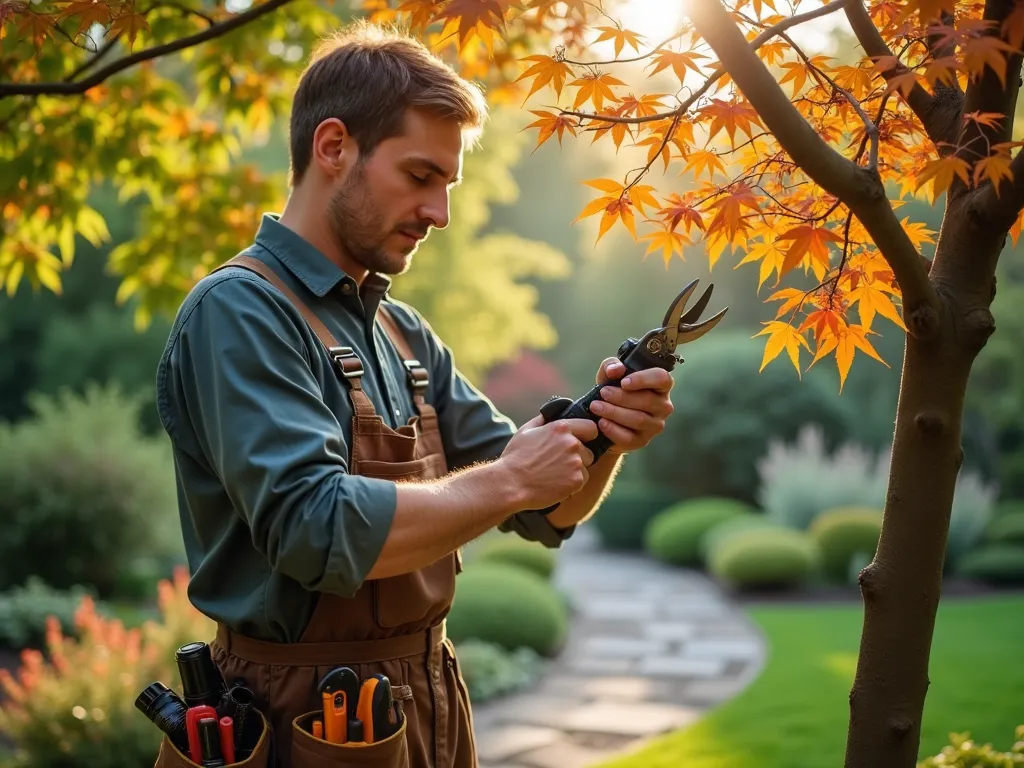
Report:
403,359,429,390
328,346,364,379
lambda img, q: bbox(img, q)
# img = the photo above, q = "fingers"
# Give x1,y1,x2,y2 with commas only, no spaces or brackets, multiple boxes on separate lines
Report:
560,417,600,442
595,416,636,448
594,385,674,418
618,367,674,393
590,399,649,431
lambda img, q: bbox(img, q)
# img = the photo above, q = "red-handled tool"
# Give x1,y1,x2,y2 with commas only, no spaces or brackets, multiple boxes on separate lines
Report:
219,716,235,764
185,705,218,763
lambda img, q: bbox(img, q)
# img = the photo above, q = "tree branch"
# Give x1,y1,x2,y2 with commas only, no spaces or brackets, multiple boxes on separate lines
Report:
560,0,856,127
685,0,939,317
844,0,962,147
779,31,879,171
972,147,1024,232
955,0,1023,166
0,0,295,98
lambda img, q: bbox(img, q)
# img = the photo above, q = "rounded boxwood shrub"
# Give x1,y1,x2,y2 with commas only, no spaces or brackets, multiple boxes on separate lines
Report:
699,515,782,564
708,528,820,590
447,562,568,656
956,543,1024,584
473,537,557,581
639,331,855,505
591,480,679,550
984,510,1024,546
644,497,757,567
809,506,883,581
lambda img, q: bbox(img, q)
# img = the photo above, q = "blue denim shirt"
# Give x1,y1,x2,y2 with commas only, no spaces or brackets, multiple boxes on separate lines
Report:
156,214,574,642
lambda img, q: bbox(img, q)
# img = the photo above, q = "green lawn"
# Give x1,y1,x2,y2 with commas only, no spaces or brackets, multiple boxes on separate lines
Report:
601,594,1024,768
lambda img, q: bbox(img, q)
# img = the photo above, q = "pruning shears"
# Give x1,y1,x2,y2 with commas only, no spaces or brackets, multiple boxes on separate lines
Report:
535,279,728,510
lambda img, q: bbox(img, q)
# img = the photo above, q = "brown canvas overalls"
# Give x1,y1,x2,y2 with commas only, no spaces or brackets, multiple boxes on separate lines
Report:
154,254,476,768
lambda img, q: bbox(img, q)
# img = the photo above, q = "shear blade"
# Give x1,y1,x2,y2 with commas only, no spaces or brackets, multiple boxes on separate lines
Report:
661,279,699,330
676,306,729,344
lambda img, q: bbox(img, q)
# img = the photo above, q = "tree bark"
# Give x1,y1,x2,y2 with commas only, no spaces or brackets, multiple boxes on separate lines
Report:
843,195,1000,768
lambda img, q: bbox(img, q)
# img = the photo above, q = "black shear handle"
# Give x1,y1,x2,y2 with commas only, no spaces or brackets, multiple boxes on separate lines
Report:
529,333,677,517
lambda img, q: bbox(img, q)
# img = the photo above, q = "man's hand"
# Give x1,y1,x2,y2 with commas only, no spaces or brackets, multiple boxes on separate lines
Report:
588,357,674,455
494,415,599,512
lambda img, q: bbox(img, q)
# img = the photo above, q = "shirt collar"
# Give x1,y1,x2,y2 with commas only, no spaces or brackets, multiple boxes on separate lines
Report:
253,213,392,300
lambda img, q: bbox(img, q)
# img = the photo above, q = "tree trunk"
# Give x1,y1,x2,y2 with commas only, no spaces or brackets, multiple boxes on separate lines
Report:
843,200,1000,768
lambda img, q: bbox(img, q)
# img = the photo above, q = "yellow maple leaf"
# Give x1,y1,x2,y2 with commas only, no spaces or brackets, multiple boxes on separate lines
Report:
640,223,690,267
754,320,811,378
847,279,907,331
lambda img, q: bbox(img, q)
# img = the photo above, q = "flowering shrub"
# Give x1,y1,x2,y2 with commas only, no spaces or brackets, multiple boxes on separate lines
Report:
0,567,214,768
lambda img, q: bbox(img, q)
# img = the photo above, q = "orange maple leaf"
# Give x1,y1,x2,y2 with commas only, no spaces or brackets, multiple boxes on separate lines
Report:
706,184,760,243
515,55,573,100
592,25,644,57
915,155,972,204
699,98,762,147
524,110,578,151
810,324,889,391
570,72,627,111
775,224,843,282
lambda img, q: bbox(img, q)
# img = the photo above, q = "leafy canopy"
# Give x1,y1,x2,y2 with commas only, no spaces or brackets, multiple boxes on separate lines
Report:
5,0,1023,388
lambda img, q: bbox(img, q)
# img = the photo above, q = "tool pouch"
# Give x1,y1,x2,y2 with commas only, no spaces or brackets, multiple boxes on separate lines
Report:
290,711,408,768
152,709,272,768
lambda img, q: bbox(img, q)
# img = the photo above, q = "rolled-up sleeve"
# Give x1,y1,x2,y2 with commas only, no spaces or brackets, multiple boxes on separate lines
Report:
160,274,396,596
398,304,576,548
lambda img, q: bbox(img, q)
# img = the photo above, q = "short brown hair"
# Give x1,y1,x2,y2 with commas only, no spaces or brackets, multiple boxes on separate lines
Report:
288,21,488,185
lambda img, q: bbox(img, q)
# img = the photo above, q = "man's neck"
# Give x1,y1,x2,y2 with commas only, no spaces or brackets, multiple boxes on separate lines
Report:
278,189,368,285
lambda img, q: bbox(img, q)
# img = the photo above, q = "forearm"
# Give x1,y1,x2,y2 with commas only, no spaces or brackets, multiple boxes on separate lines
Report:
365,462,520,580
544,450,624,529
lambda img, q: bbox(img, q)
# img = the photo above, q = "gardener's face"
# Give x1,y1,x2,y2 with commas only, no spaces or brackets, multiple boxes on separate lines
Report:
327,107,463,277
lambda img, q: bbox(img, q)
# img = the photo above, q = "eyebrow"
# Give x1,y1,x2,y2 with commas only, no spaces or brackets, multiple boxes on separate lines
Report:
410,157,462,186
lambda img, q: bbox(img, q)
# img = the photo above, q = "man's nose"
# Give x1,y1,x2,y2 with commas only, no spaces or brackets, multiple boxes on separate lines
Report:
418,190,450,230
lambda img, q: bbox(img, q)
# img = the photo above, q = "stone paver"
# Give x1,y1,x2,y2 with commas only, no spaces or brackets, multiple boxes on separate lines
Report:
470,527,767,768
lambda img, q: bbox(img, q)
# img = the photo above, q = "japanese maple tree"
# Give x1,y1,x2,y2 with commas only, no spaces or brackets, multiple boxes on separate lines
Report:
4,0,1022,765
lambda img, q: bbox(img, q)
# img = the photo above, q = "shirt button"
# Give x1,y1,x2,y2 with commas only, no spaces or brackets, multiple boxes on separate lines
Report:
394,408,401,418
341,283,352,294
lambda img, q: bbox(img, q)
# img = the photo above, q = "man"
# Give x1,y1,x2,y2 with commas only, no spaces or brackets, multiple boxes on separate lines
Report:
153,21,675,768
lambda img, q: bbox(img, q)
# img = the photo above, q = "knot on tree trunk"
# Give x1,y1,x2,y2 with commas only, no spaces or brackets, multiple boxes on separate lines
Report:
907,303,940,340
858,562,882,601
914,412,946,436
889,718,913,740
964,308,996,353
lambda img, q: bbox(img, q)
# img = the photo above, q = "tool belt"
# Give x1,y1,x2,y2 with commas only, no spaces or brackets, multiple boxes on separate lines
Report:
141,623,449,768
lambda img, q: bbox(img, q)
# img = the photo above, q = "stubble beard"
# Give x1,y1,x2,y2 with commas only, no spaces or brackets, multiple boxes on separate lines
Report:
328,163,414,277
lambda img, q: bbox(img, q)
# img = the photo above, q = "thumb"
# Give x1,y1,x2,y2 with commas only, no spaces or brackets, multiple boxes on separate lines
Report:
519,413,547,430
597,357,626,385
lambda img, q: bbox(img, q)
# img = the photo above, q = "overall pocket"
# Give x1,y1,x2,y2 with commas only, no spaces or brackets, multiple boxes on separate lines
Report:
290,711,409,768
152,709,272,768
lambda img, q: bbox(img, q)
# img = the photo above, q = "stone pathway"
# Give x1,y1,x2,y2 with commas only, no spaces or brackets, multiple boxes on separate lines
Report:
469,527,768,768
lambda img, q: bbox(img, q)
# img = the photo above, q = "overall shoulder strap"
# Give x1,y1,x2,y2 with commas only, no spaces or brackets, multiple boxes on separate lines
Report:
215,254,369,395
377,303,430,408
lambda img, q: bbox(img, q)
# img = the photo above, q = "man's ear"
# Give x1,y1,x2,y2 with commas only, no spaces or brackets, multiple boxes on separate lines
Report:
311,118,358,178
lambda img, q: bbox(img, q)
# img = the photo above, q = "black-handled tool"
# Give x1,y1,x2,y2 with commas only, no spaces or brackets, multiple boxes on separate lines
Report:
535,278,728,515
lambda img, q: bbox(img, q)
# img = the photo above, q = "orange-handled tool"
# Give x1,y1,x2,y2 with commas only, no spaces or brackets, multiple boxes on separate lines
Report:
321,690,347,744
317,667,360,744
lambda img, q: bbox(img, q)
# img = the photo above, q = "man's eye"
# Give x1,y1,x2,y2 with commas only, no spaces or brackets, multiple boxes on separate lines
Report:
409,173,428,185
